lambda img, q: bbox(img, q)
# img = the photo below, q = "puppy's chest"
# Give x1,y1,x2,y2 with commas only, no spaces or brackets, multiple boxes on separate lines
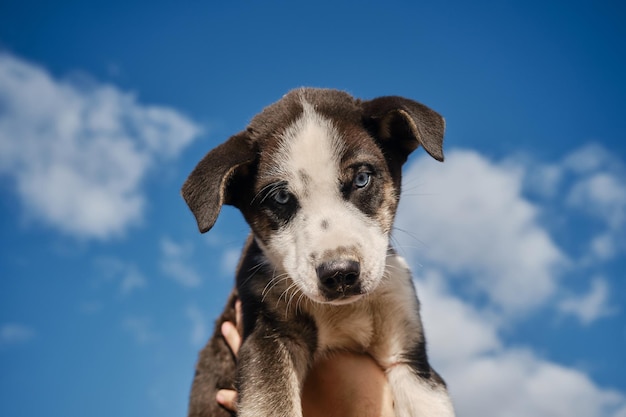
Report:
311,304,376,353
304,256,420,363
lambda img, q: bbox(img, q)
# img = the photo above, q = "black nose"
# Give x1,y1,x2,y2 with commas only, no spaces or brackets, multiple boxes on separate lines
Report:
316,259,361,298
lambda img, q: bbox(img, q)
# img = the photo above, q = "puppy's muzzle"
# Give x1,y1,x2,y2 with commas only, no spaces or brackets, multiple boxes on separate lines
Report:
316,259,362,300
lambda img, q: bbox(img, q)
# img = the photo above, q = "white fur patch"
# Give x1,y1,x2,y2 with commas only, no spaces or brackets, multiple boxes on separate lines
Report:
387,364,455,417
265,99,389,303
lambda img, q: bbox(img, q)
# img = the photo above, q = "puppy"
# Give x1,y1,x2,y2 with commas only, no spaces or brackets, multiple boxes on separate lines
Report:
182,88,455,417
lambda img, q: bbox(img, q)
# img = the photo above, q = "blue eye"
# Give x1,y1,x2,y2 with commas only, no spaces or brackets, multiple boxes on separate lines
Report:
273,189,291,204
354,172,371,188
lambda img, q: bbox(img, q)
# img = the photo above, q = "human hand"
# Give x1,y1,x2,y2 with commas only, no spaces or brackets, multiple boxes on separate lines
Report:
215,301,242,411
215,301,395,417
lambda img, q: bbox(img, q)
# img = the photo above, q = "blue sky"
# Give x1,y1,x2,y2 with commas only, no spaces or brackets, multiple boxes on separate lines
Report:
0,1,624,416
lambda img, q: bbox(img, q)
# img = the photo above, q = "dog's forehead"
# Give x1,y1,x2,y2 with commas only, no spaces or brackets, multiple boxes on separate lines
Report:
249,89,382,181
248,88,362,142
260,105,339,186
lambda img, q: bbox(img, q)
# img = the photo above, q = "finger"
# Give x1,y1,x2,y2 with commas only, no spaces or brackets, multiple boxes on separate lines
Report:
235,300,242,329
221,320,241,356
216,389,238,412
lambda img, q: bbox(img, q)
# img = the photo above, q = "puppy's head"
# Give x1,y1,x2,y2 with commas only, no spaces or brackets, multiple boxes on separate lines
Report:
182,88,444,304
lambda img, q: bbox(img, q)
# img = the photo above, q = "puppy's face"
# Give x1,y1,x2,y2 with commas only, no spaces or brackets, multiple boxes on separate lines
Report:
246,102,397,304
182,88,445,305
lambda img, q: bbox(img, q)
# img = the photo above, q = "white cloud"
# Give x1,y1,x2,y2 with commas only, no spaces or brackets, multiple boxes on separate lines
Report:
396,150,567,314
417,270,501,365
416,271,625,417
221,247,241,277
79,301,104,315
122,316,158,344
0,323,36,347
562,144,618,174
567,158,626,262
558,277,618,325
396,149,625,416
568,172,626,229
94,257,147,297
590,232,618,260
160,237,202,288
523,143,626,262
186,305,209,348
203,232,245,279
445,349,625,417
120,265,148,296
527,163,563,197
0,53,202,239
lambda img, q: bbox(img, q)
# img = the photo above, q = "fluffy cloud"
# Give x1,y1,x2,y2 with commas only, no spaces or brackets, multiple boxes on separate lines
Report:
122,316,159,344
160,237,202,288
220,247,241,278
562,144,622,175
416,270,501,364
186,305,209,348
525,143,626,262
447,350,625,417
567,167,626,261
568,173,626,229
0,53,202,239
396,149,567,314
419,277,625,417
558,276,618,325
0,323,36,347
396,148,625,417
95,257,147,297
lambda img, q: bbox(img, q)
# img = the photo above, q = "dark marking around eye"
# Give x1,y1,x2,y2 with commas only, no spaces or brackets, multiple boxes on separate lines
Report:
321,219,329,230
340,164,385,219
257,181,300,230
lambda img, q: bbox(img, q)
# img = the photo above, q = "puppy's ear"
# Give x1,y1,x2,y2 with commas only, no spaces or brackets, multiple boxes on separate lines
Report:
181,132,256,233
362,96,445,164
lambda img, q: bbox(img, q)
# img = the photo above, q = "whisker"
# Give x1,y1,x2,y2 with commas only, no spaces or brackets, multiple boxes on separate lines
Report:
240,260,268,288
391,227,428,249
295,292,307,315
281,282,301,314
260,266,279,296
278,281,299,306
261,272,290,302
400,177,426,193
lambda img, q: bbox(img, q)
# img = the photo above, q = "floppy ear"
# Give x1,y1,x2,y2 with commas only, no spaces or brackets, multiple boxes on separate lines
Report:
362,96,445,163
181,132,257,233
